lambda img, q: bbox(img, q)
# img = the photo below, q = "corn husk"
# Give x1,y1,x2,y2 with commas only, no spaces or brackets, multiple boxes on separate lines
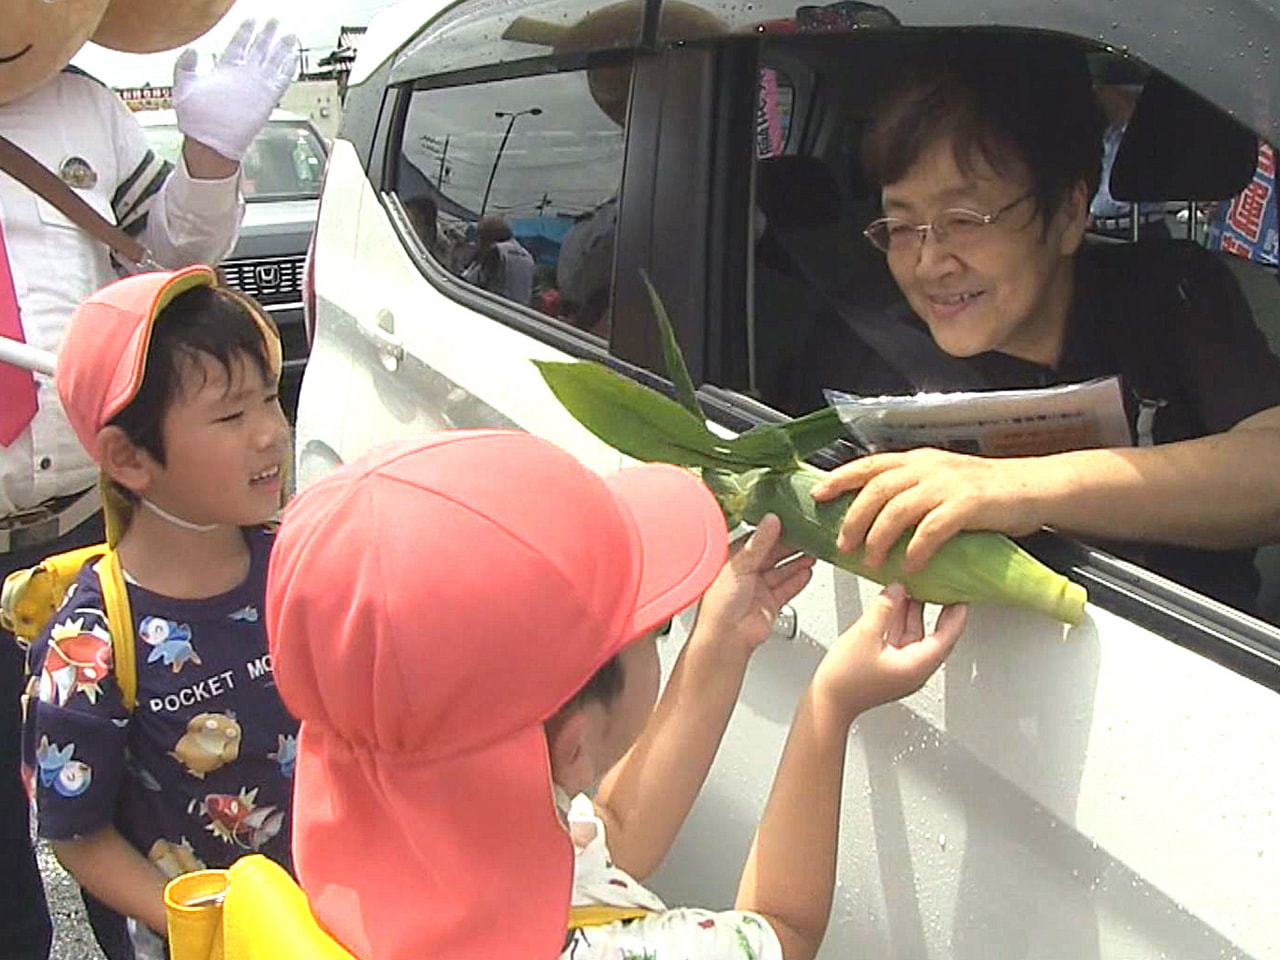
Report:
533,276,1087,625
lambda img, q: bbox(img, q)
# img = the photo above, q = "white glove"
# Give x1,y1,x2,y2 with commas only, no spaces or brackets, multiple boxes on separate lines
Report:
172,19,301,163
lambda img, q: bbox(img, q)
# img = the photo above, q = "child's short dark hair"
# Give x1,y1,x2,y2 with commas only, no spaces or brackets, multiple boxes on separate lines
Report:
553,655,625,719
861,34,1105,227
108,284,277,468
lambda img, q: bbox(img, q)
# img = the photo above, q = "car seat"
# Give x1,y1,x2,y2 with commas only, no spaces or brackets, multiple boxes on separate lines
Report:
1110,72,1280,620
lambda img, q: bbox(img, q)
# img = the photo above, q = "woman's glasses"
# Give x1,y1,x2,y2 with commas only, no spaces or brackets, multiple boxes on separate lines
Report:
863,193,1033,255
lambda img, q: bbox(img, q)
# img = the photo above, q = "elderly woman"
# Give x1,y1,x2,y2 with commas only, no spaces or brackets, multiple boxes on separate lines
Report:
815,35,1280,612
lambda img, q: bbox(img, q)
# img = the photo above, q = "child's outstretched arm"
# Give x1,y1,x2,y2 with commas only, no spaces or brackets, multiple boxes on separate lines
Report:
53,825,169,934
736,585,967,960
594,513,815,879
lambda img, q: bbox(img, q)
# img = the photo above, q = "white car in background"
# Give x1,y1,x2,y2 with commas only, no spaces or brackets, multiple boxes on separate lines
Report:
138,108,328,417
296,1,1280,957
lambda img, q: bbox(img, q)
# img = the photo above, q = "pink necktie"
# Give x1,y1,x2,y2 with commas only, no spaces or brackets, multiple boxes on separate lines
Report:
0,217,37,446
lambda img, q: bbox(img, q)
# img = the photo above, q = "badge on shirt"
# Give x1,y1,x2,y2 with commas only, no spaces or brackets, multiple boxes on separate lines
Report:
59,156,98,191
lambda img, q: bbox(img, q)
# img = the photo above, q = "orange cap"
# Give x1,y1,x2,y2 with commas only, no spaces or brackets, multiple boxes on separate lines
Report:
265,431,728,960
56,266,282,458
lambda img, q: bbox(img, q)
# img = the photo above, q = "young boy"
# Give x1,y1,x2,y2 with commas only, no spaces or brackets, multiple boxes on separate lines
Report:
20,266,299,958
264,430,967,960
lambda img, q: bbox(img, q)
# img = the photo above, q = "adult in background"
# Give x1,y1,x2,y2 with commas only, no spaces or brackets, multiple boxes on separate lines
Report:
0,3,298,957
462,215,537,306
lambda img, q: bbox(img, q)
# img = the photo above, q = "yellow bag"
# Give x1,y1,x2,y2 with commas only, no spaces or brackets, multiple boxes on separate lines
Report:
166,856,359,960
165,855,653,960
1,542,138,710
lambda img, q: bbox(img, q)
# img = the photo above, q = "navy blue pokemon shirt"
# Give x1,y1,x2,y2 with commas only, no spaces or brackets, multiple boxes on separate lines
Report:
21,526,297,877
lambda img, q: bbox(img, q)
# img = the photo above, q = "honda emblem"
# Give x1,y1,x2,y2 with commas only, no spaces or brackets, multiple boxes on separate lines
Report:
255,264,281,288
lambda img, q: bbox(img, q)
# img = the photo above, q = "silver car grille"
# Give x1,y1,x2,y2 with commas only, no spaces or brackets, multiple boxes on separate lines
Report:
220,255,305,306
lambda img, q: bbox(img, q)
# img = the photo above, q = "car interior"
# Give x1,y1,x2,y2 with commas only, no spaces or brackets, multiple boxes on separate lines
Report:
744,33,1280,621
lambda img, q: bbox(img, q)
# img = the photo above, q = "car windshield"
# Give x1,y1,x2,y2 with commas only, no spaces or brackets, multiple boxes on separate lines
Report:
142,119,327,201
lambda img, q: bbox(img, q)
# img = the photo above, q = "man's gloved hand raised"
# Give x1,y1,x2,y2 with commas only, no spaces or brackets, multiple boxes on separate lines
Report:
172,19,301,164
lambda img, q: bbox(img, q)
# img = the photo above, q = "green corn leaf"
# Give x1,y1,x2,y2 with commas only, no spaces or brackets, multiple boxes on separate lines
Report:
776,406,849,459
534,359,752,470
640,271,701,418
720,423,798,470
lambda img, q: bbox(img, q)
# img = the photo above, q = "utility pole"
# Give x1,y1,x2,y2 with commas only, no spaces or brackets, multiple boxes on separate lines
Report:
437,135,451,192
480,107,542,218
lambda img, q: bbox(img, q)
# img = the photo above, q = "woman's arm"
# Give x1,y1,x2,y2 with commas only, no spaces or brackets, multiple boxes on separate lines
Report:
814,405,1280,574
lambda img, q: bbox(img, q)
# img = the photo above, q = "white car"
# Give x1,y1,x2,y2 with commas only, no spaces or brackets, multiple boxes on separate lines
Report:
297,1,1280,957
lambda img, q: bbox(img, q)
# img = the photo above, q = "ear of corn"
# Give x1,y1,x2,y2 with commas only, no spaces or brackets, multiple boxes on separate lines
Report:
739,464,1086,624
535,277,1089,626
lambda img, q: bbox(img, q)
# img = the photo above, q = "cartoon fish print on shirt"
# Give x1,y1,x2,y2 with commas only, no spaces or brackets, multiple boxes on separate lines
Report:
190,787,284,851
34,736,93,798
228,605,259,623
170,712,242,778
38,617,113,706
268,734,296,779
139,617,202,673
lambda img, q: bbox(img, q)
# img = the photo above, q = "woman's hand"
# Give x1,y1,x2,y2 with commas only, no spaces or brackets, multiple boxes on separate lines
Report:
813,584,967,724
811,448,1054,573
691,513,816,661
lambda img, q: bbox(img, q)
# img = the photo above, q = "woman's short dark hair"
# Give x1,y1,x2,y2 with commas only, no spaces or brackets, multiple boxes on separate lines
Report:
108,284,277,469
862,34,1106,226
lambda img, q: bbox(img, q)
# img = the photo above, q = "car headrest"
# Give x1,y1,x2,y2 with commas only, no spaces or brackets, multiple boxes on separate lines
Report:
756,156,843,231
1110,72,1259,202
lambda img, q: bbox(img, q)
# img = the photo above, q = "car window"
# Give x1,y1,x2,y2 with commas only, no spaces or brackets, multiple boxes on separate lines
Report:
140,124,186,167
755,67,794,159
713,32,1280,625
394,69,627,337
241,122,327,200
140,119,326,201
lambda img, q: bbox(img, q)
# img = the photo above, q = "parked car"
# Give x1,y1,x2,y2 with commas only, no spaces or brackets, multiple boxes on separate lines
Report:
138,108,328,418
297,1,1280,957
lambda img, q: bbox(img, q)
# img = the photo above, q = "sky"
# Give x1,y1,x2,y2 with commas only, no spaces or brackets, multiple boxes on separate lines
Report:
72,0,399,87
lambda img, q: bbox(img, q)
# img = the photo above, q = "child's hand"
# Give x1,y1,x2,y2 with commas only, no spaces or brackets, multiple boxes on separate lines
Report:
814,584,966,724
691,513,816,661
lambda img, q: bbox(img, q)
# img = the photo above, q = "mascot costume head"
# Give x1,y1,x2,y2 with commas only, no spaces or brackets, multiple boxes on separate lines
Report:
0,0,239,106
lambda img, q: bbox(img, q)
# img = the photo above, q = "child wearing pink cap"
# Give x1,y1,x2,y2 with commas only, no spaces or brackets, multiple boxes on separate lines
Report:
266,430,967,960
21,267,299,960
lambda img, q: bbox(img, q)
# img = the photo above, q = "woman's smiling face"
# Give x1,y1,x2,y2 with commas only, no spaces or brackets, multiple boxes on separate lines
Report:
879,135,1089,368
0,0,111,105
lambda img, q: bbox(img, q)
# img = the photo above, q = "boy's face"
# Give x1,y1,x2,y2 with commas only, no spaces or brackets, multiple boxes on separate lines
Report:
141,350,288,525
550,628,662,795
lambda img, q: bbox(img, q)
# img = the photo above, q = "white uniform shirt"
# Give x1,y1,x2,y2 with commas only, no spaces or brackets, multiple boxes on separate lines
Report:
561,794,783,960
0,70,242,517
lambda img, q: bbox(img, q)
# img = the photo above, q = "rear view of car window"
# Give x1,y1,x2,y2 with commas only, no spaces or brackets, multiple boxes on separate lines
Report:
395,70,626,338
756,67,794,159
242,122,327,200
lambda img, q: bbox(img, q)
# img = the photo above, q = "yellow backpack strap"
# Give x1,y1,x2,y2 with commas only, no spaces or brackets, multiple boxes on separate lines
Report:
95,548,136,713
568,904,654,928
